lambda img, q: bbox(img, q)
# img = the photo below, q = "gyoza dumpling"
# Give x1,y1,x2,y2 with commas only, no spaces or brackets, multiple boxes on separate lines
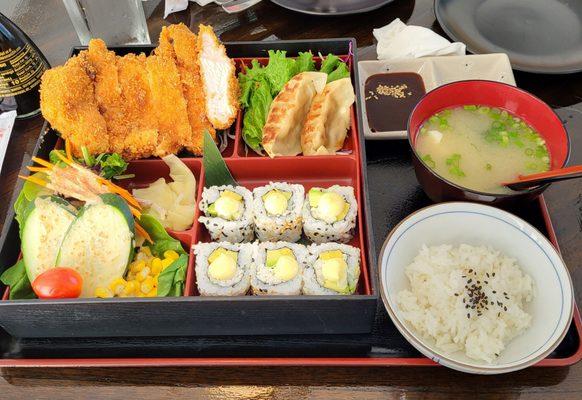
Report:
262,72,327,158
301,78,355,156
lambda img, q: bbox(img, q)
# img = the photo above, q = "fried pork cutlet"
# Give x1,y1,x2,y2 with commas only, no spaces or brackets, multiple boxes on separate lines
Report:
197,24,240,130
39,55,109,156
116,54,159,159
84,39,128,155
156,23,215,155
145,54,192,157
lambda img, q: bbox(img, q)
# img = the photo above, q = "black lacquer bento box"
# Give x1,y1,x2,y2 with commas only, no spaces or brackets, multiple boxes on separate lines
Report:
0,39,379,339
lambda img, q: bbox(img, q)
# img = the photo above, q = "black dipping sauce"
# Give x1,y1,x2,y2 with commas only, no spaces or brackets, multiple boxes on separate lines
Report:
364,72,426,132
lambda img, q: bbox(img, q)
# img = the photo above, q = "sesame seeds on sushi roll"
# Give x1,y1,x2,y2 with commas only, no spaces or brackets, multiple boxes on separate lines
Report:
303,243,360,295
193,242,254,296
251,241,307,295
198,185,254,243
253,182,304,242
302,185,357,243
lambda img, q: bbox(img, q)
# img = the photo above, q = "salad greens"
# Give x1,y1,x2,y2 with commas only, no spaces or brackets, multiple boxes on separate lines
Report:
49,148,130,180
138,214,188,298
238,50,350,153
0,259,35,300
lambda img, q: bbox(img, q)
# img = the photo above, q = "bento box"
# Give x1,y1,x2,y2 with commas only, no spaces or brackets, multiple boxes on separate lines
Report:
0,39,378,338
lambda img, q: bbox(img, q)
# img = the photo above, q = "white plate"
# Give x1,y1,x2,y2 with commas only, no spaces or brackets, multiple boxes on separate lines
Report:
358,54,516,140
378,202,574,374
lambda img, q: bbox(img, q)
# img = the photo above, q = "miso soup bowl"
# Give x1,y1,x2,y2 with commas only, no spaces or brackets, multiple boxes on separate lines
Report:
407,80,570,206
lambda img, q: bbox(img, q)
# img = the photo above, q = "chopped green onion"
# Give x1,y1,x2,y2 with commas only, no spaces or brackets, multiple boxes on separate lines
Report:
112,174,136,180
464,105,477,111
485,163,492,171
421,154,436,169
501,110,509,119
526,162,539,171
525,148,534,156
446,154,465,177
429,116,439,124
81,146,95,167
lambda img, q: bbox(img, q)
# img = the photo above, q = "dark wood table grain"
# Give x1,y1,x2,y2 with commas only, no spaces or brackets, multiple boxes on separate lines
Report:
0,0,581,398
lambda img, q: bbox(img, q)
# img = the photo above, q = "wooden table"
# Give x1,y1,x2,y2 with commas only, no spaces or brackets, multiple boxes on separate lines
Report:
0,0,581,398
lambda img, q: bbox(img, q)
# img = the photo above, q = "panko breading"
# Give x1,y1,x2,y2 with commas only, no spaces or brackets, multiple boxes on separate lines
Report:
39,55,109,156
83,39,128,155
157,24,215,155
145,54,192,157
197,24,240,130
116,54,159,159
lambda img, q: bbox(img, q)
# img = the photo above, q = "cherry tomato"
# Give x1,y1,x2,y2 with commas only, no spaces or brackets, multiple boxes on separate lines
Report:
32,267,83,299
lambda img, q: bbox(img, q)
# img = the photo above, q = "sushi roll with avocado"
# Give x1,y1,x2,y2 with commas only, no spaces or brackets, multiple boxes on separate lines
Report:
302,185,357,243
303,243,360,295
198,185,254,243
251,242,307,295
194,242,253,296
253,182,305,242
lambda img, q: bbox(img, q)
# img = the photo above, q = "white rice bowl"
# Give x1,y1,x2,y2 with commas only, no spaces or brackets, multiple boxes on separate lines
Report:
302,185,357,244
253,182,304,242
251,241,307,295
198,185,254,243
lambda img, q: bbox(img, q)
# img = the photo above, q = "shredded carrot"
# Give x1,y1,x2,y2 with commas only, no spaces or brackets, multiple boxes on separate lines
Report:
100,179,142,209
26,166,50,173
135,222,152,243
65,140,72,160
129,205,142,219
19,175,48,187
31,157,54,169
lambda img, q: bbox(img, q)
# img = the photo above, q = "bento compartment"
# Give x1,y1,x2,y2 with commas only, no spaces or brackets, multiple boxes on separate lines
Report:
188,156,371,297
120,158,202,247
233,55,358,158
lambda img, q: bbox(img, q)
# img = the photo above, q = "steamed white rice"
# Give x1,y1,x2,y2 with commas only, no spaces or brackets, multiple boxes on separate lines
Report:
396,244,534,363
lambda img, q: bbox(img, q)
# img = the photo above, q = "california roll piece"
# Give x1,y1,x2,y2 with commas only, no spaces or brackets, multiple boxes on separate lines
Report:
251,242,307,295
302,185,357,243
253,182,304,242
303,243,360,295
194,242,253,296
198,185,254,242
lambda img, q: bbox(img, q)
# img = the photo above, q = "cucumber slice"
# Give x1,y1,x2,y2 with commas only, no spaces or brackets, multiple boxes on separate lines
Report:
56,194,135,298
21,196,77,284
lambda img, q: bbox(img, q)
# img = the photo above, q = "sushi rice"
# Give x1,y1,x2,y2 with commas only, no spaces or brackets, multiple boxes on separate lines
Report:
302,185,357,243
303,243,361,295
253,182,304,242
251,241,307,295
198,185,254,243
194,241,254,296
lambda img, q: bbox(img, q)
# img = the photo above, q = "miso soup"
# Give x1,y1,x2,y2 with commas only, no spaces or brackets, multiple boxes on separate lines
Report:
416,105,550,194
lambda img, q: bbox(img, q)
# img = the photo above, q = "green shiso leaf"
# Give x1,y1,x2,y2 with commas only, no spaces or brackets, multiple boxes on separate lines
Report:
203,130,237,187
0,259,36,300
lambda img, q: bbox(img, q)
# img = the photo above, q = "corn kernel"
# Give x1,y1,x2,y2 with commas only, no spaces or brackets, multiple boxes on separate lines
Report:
164,250,180,261
141,276,155,294
126,272,136,282
136,267,150,282
109,278,127,296
123,280,139,296
161,258,174,271
131,260,146,273
151,258,163,275
146,288,157,297
141,246,152,256
95,287,113,298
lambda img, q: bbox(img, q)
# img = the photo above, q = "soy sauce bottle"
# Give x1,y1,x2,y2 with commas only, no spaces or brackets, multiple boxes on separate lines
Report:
0,12,49,119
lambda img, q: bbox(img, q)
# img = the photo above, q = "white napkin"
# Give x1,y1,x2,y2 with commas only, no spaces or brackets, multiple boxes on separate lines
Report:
374,19,466,60
0,110,16,175
164,0,215,18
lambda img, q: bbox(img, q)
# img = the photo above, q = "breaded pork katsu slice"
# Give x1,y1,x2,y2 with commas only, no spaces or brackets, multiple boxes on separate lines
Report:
156,23,215,155
39,55,109,156
197,24,240,130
